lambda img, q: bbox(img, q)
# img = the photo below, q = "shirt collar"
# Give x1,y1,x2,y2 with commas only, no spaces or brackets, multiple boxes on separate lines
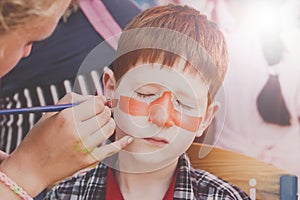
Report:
105,155,187,200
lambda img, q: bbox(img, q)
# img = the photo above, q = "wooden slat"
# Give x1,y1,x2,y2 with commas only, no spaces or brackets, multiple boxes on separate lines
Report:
187,143,290,200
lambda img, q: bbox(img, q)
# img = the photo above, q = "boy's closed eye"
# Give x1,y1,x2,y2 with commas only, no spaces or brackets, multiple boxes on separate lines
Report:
134,91,196,111
134,91,159,103
135,92,158,99
173,98,195,110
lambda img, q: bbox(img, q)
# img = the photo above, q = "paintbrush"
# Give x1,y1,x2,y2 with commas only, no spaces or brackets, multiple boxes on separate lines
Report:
0,99,118,115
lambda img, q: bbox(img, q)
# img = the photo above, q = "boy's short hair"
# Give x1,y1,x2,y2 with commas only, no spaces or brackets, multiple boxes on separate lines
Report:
113,4,228,98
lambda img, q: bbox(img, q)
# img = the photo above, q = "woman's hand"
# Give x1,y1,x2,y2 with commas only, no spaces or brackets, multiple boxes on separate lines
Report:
0,93,133,196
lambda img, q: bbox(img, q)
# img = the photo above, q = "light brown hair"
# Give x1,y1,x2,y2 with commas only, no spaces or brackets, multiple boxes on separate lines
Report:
113,4,228,98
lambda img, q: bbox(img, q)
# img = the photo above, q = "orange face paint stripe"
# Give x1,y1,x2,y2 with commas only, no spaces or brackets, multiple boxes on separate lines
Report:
118,95,202,132
171,109,202,132
119,96,149,116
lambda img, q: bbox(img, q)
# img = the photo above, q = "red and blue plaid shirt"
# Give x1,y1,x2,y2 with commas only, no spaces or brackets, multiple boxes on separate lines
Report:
45,154,250,200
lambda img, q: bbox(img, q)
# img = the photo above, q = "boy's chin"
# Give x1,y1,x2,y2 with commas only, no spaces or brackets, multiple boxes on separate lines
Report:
117,148,179,173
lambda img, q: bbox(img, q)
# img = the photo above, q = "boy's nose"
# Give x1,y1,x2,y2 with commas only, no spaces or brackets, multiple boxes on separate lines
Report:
148,92,174,127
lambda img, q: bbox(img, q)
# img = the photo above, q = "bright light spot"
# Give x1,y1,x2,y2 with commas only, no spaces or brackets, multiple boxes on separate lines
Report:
241,1,296,35
246,2,280,34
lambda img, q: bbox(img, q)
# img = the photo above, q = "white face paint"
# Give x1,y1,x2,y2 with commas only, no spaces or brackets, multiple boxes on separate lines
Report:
109,63,212,172
113,63,208,139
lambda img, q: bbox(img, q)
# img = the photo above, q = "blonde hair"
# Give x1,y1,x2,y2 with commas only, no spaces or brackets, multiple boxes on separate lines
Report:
62,0,79,23
0,0,73,34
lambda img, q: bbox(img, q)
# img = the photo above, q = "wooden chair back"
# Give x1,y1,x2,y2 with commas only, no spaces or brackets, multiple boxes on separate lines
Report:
187,143,298,200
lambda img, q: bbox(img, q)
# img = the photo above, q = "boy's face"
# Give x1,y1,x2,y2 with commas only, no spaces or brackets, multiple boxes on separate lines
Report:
103,61,219,168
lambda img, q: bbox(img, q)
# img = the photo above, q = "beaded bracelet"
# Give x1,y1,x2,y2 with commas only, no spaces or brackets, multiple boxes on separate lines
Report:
0,171,33,200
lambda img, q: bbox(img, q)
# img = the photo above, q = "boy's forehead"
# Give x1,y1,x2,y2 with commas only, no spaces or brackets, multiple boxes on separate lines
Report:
123,59,204,81
123,61,203,79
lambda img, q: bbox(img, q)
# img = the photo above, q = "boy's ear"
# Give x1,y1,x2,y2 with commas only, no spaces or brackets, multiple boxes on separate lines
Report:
102,67,116,99
196,102,220,137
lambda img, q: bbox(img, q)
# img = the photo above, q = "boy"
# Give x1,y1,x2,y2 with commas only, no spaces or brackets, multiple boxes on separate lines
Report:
45,4,250,199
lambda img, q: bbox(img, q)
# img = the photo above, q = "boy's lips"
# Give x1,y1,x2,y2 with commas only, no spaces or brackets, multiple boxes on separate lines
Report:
143,137,169,147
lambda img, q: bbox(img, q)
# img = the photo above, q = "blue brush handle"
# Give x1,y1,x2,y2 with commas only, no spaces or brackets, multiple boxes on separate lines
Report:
0,103,80,115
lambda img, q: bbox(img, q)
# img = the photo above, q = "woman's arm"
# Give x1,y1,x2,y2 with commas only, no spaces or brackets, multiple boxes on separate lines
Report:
0,93,133,198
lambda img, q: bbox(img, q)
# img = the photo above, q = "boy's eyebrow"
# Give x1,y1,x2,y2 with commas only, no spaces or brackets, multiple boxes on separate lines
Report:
134,83,160,90
174,90,193,98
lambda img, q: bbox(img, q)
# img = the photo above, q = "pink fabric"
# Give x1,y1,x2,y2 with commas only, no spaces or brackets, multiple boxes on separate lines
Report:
79,0,122,50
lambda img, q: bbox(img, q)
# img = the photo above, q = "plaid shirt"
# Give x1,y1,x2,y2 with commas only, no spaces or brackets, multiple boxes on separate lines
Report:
45,154,250,200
